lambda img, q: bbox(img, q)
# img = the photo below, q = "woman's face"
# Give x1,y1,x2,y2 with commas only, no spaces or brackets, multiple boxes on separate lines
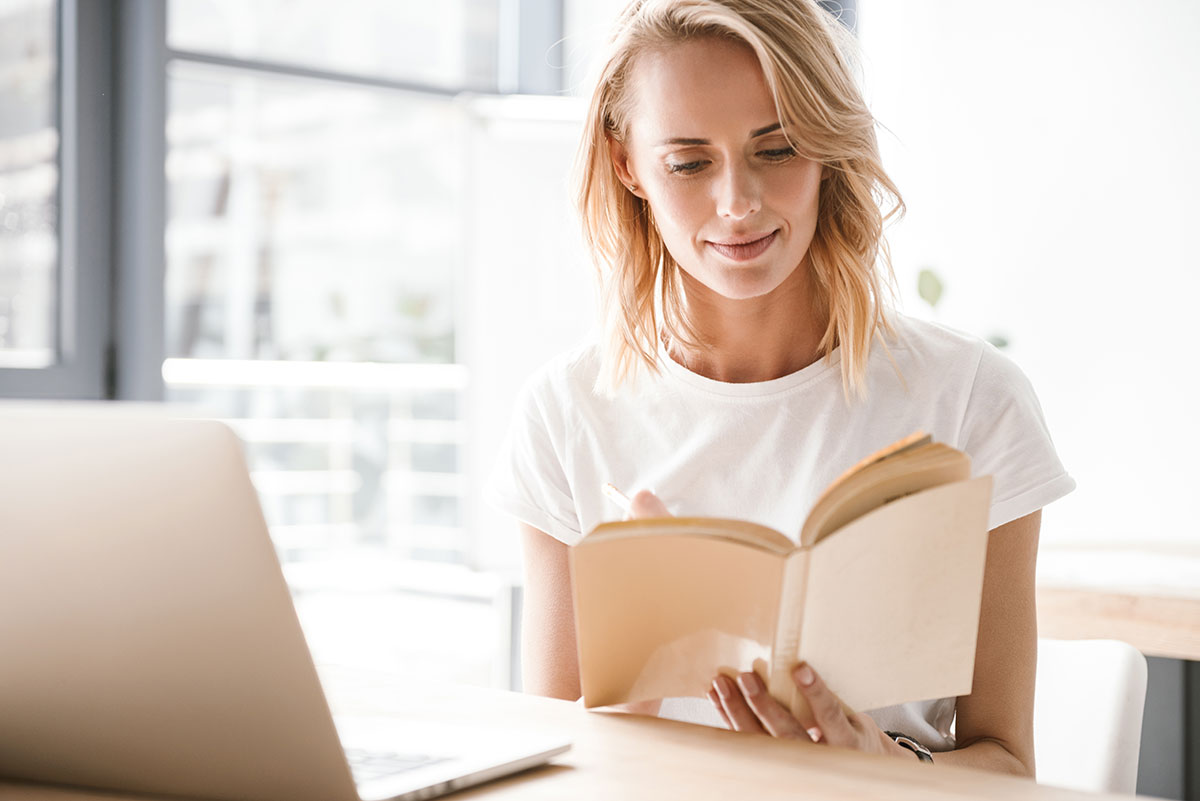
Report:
610,37,824,303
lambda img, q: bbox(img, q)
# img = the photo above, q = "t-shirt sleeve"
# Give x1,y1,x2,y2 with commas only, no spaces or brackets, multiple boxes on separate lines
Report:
958,345,1076,531
483,372,584,546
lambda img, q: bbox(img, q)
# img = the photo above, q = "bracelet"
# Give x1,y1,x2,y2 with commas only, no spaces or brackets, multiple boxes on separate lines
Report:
885,731,934,763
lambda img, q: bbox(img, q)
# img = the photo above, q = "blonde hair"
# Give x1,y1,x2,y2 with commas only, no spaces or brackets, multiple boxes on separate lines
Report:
574,0,904,401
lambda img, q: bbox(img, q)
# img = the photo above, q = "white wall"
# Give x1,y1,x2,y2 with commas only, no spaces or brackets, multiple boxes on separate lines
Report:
857,0,1200,546
458,1,628,575
461,1,627,574
461,95,595,575
561,0,627,95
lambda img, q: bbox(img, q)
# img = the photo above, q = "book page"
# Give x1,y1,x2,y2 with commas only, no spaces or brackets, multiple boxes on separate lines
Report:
799,442,970,547
585,517,795,555
795,477,993,714
809,431,931,510
572,534,783,708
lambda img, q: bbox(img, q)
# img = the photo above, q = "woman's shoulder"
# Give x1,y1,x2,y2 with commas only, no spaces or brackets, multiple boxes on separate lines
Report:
885,311,989,364
517,339,606,409
883,311,1045,417
880,311,1037,401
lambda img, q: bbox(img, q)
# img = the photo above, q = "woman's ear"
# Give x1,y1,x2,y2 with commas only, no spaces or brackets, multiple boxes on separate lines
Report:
607,135,645,198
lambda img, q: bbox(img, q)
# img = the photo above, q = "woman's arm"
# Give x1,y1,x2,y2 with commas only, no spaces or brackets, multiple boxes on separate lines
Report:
933,509,1041,776
518,522,581,700
519,514,664,714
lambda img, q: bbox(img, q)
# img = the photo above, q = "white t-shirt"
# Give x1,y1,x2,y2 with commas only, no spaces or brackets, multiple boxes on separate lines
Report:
486,311,1075,750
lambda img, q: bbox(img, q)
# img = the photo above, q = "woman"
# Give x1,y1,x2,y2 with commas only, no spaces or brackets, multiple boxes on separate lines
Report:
486,0,1074,775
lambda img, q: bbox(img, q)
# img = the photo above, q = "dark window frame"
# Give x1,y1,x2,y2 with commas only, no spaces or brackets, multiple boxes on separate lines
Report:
0,0,564,402
0,0,113,399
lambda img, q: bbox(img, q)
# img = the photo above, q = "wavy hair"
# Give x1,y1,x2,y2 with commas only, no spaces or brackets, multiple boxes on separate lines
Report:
574,0,905,401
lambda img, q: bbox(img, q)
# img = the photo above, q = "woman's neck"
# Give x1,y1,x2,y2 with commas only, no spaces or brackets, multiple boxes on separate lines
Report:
666,265,829,383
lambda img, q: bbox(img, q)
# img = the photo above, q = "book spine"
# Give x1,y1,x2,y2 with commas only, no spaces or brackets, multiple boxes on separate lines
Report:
767,551,812,721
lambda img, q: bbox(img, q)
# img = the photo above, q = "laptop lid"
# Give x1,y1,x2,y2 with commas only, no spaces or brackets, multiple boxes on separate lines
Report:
0,406,361,801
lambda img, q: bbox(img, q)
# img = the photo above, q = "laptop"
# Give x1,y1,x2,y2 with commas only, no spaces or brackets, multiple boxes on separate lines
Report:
0,405,570,801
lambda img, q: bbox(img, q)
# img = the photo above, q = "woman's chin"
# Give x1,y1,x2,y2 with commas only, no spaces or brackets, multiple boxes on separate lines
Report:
675,254,804,303
701,270,793,302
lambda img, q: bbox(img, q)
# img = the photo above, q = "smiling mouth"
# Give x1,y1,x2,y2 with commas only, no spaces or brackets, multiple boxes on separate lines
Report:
706,231,777,262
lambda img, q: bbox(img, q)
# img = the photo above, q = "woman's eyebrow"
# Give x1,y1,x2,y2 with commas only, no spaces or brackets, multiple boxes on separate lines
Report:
751,122,783,137
656,122,783,146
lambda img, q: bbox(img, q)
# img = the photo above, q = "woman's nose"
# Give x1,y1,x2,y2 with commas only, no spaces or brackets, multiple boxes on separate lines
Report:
714,162,762,219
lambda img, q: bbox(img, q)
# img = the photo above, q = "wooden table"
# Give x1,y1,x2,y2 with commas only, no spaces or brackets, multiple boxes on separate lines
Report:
0,669,1149,801
1036,543,1200,659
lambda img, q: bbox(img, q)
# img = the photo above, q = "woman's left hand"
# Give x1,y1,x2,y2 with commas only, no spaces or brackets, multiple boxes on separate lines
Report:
707,663,916,760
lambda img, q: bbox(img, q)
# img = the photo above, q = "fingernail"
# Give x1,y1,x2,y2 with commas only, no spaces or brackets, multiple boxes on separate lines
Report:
714,676,734,699
795,663,815,686
737,672,762,695
807,726,822,742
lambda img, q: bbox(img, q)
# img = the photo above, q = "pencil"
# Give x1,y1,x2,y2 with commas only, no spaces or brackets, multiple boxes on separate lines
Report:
602,482,633,515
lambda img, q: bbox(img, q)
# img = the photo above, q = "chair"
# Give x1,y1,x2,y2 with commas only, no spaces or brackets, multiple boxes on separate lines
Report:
1033,638,1148,795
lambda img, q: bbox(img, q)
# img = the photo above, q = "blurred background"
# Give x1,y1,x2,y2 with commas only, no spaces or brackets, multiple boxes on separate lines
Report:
1,0,1197,795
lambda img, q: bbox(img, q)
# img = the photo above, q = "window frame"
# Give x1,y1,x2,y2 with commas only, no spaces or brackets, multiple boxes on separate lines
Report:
0,0,113,399
1,0,564,402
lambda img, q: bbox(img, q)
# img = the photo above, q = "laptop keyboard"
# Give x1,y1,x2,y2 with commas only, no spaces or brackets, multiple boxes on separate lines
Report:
344,747,452,784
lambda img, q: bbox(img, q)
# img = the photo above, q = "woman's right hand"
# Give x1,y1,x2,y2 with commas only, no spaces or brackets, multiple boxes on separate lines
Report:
628,489,671,519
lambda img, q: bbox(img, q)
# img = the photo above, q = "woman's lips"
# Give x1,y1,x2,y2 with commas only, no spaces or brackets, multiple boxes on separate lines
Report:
706,231,777,261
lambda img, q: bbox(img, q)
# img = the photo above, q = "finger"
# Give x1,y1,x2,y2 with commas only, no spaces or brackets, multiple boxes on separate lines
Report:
629,489,670,519
793,663,857,747
707,688,733,729
736,672,807,740
713,675,766,734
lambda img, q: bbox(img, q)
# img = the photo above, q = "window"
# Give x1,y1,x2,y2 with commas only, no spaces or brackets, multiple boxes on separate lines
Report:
161,0,540,685
167,0,500,92
0,0,57,368
163,61,468,560
0,0,111,399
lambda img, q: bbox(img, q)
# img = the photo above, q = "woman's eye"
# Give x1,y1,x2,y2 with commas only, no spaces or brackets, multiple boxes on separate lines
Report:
666,160,707,175
759,147,797,161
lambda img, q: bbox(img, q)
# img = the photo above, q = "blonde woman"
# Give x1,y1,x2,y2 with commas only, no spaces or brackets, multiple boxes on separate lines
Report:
487,0,1074,775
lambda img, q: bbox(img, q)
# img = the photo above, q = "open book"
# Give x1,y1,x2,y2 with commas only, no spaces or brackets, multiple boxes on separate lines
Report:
569,432,993,725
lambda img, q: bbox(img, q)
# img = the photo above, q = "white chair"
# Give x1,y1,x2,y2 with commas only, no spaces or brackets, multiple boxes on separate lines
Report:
1033,638,1148,795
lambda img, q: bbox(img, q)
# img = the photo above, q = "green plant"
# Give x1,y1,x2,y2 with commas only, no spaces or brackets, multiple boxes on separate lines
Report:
916,267,1009,350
